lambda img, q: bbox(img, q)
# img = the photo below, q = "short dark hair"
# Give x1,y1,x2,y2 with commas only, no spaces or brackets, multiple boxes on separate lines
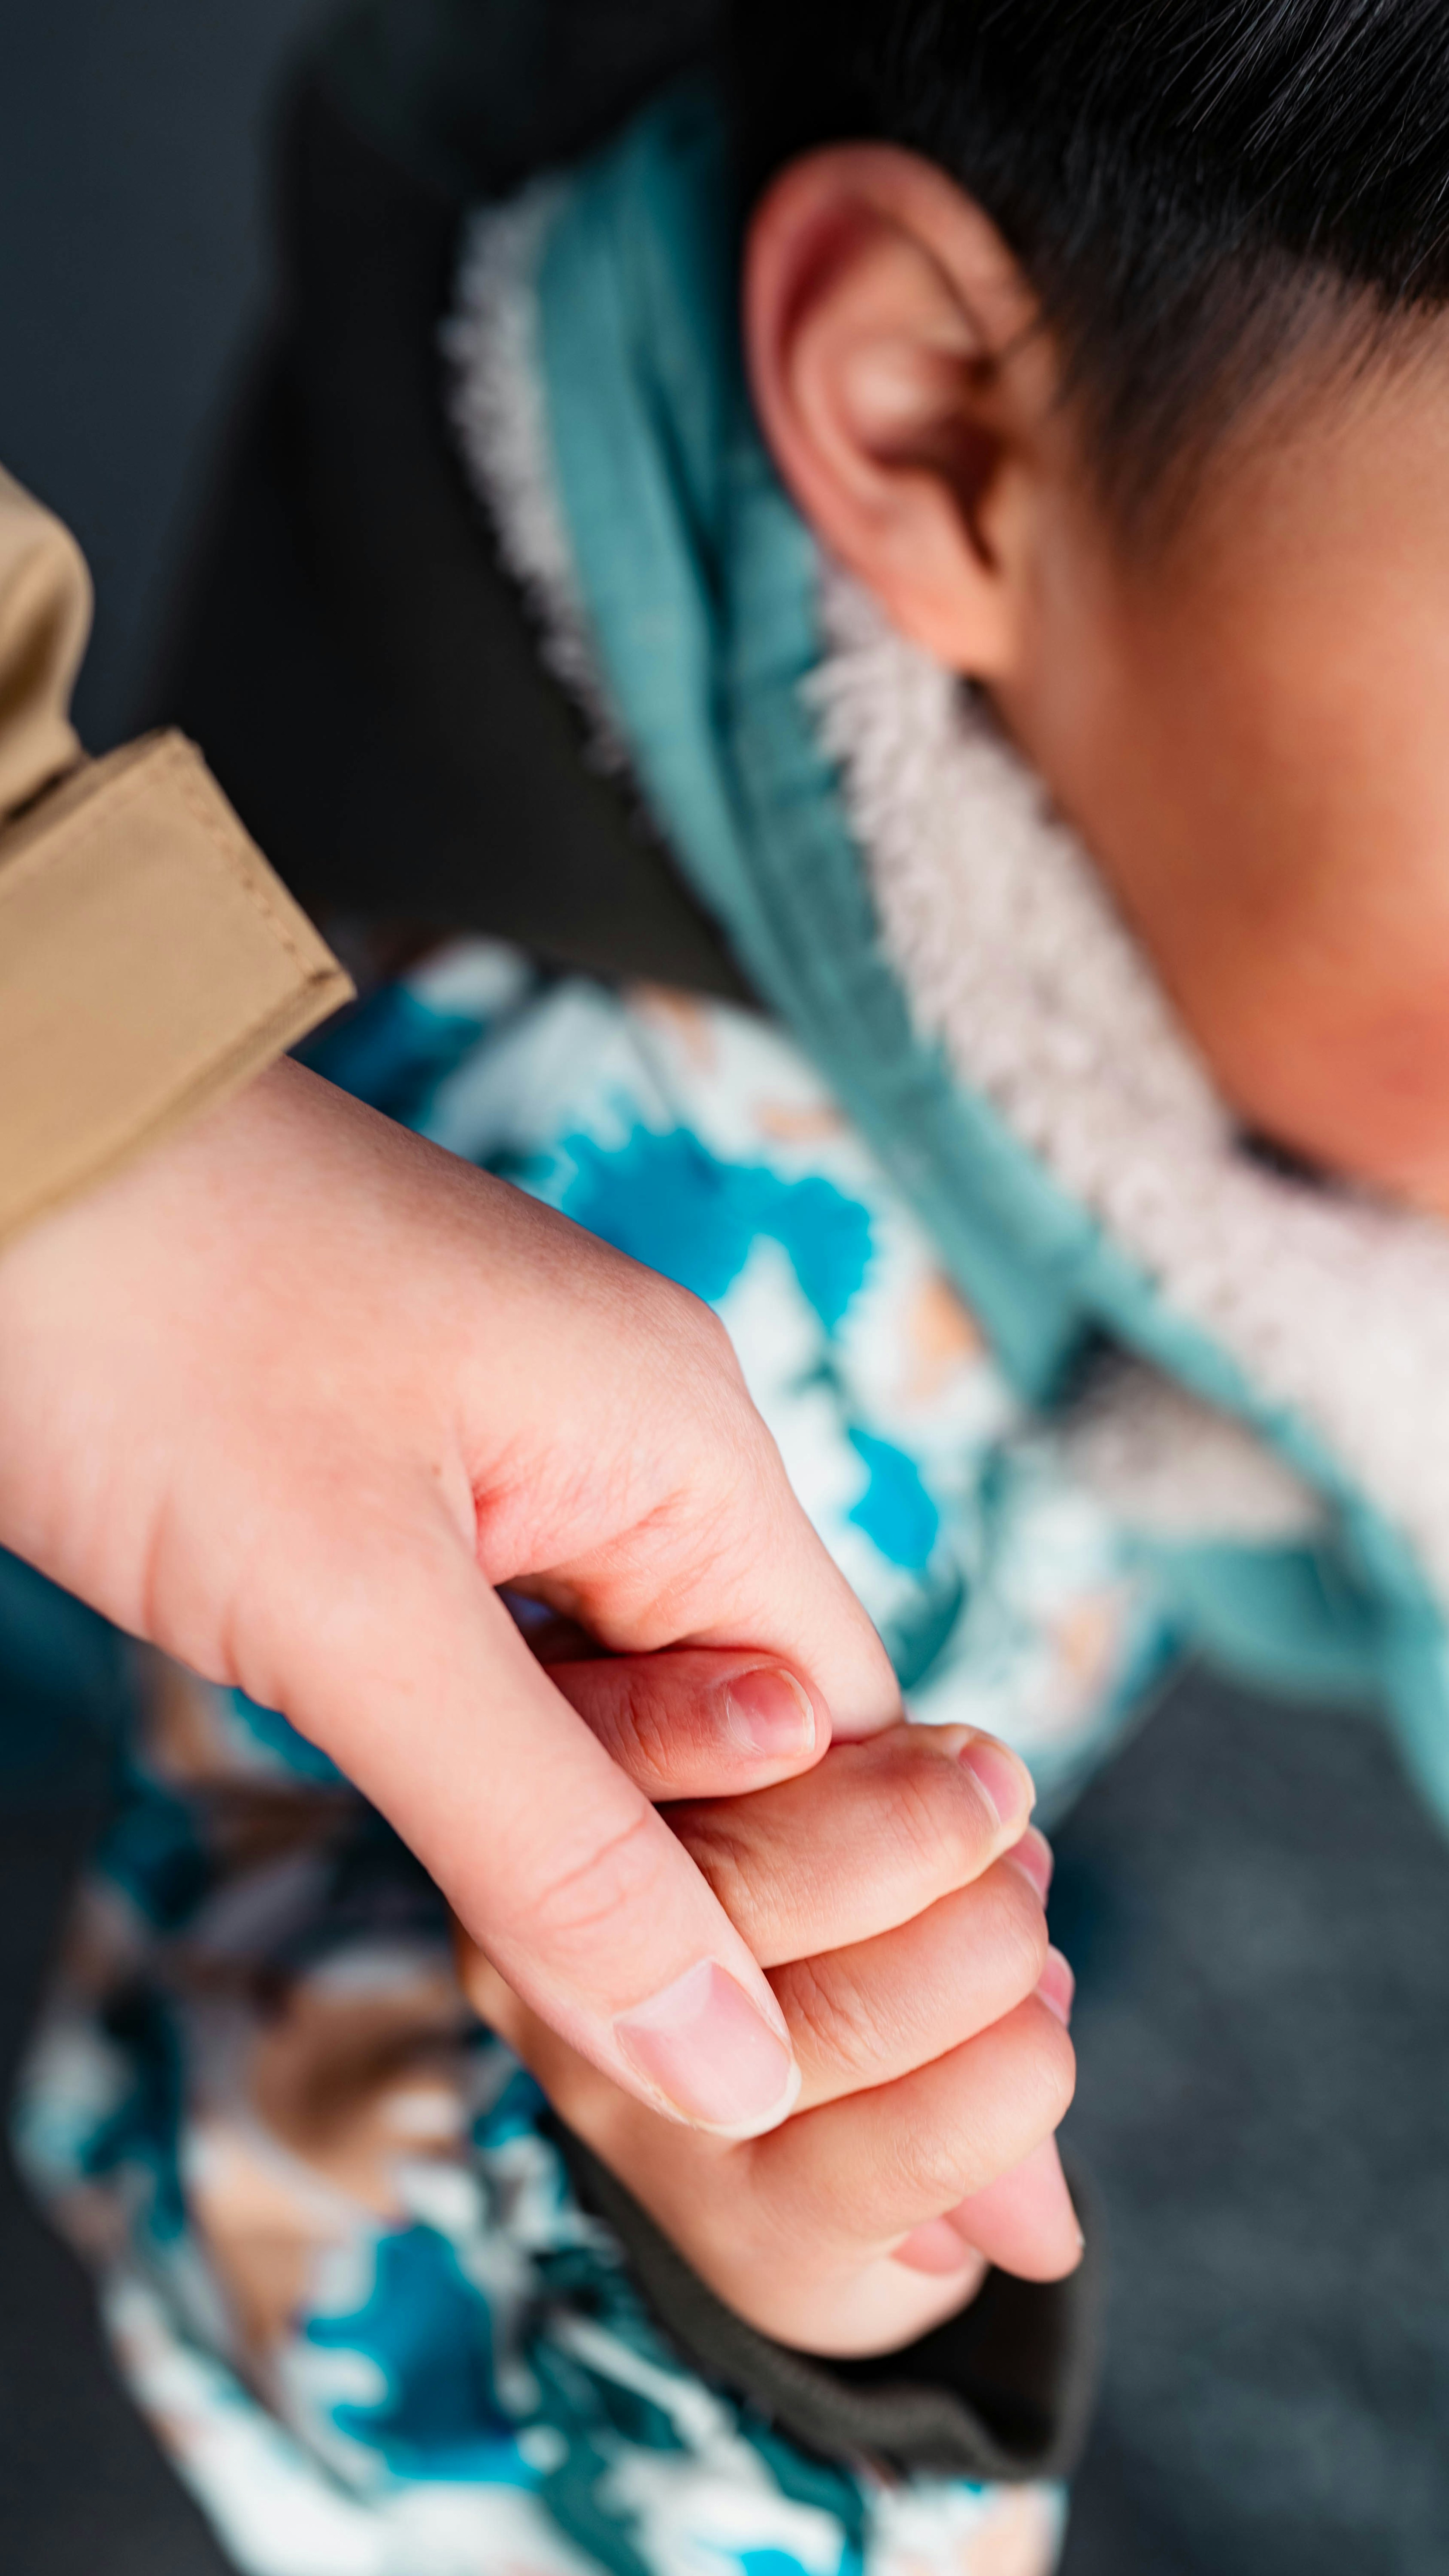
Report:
731,0,1449,523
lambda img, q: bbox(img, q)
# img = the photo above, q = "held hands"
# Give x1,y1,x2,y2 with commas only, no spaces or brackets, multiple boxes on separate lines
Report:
458,1723,1081,2360
0,1051,1076,2354
0,1058,900,2133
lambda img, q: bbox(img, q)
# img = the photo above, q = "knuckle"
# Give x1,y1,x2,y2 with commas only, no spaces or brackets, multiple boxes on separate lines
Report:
657,1278,741,1385
988,1869,1052,1994
892,2009,1076,2210
690,1295,741,1373
998,2000,1077,2139
1029,2009,1078,2125
666,1808,757,1928
884,1751,994,1892
994,1993,1077,2115
775,1953,872,2077
612,1672,678,1780
527,1804,665,1949
894,2115,977,2214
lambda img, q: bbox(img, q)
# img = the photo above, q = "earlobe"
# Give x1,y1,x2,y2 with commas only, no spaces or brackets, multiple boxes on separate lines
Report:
743,145,1049,679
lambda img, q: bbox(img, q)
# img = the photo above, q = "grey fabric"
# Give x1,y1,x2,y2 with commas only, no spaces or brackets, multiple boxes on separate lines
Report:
552,2118,1102,2486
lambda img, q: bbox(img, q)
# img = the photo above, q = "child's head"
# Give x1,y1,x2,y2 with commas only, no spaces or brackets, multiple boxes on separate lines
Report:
735,0,1449,1207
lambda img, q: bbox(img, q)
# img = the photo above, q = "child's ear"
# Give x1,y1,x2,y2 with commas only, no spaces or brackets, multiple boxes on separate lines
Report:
744,145,1055,679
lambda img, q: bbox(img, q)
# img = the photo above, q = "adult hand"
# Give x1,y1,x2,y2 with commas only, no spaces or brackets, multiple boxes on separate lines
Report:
0,1058,899,2134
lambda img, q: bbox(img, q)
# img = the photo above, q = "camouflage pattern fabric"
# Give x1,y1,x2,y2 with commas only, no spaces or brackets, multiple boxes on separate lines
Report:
16,941,1180,2576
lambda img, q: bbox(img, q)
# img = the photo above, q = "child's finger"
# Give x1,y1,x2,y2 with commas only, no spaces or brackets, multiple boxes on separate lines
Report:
545,1649,830,1798
752,1994,1077,2263
667,1724,1035,1964
916,2135,1083,2282
772,1855,1050,2108
267,1496,806,2139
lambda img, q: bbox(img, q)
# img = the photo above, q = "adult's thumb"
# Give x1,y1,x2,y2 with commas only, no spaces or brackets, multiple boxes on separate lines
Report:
274,1512,803,2137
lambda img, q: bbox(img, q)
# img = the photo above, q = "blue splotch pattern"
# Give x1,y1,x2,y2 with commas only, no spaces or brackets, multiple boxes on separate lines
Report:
558,1124,872,1329
15,944,1160,2576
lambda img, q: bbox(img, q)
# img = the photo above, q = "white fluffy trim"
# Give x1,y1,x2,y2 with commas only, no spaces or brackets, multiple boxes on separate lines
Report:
814,573,1449,1584
443,188,627,767
1059,1364,1321,1543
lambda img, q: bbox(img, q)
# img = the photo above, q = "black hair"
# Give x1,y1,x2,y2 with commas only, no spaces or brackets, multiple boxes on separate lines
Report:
731,0,1449,520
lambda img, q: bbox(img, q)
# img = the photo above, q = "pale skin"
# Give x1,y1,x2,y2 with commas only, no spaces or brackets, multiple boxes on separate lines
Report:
465,140,1449,2352
744,141,1449,1210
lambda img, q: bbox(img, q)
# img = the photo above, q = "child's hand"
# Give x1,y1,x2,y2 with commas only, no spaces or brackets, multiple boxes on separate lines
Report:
458,1723,1078,2359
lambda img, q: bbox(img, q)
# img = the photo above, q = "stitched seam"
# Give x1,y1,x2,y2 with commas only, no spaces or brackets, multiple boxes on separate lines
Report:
0,735,318,977
164,748,313,973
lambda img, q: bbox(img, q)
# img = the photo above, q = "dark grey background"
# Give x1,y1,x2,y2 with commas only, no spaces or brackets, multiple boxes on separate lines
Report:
0,0,335,751
3,5,1449,2571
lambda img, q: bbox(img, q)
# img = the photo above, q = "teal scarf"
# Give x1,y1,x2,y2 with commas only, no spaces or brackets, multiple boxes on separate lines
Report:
529,78,1449,1819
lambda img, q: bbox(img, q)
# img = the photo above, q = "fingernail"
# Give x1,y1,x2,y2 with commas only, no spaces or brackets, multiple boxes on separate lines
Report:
958,1733,1035,1832
615,1961,800,2135
1005,1825,1054,1904
724,1667,816,1759
1036,1946,1075,2027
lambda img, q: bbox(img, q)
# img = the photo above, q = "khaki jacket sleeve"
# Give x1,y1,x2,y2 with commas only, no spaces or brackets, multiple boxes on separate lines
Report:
0,467,353,1244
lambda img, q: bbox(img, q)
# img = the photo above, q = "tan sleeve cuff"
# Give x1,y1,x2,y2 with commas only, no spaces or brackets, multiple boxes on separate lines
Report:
0,730,354,1243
